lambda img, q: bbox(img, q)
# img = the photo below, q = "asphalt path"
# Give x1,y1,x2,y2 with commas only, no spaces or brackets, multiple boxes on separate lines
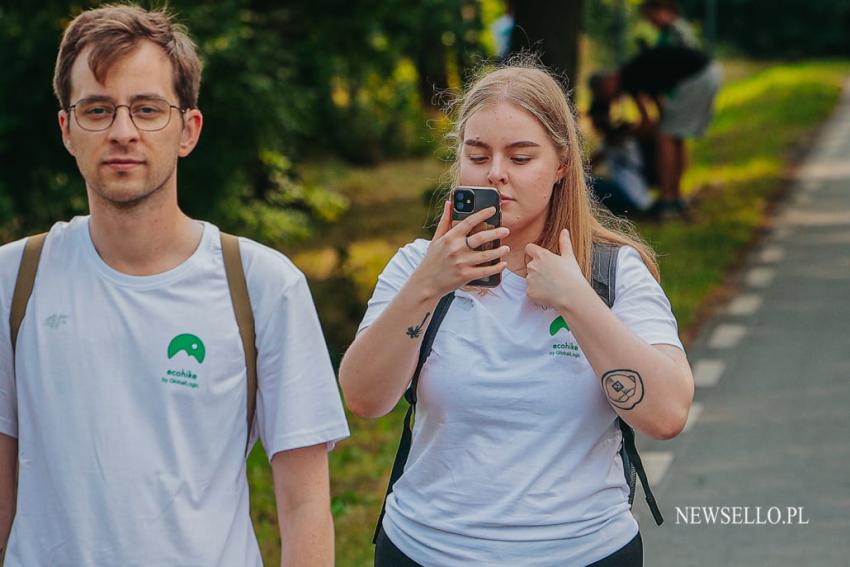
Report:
633,79,850,566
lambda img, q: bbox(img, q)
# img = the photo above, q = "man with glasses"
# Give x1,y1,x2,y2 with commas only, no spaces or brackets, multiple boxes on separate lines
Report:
0,5,348,565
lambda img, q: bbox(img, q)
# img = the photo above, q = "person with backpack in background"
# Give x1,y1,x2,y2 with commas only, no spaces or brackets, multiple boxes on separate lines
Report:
0,5,349,565
590,40,721,221
339,60,694,567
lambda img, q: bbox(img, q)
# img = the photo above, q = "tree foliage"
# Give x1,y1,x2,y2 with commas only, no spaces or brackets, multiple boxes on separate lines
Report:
680,0,850,58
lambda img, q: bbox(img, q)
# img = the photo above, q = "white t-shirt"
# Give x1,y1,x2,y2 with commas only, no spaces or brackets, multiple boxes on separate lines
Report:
359,240,683,566
0,216,350,566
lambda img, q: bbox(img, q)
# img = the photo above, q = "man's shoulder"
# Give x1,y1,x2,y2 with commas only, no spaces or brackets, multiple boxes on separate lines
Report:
231,234,307,295
0,220,80,306
0,237,29,301
0,236,28,268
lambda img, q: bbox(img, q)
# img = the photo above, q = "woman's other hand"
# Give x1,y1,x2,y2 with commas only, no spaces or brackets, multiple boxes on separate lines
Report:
525,228,588,311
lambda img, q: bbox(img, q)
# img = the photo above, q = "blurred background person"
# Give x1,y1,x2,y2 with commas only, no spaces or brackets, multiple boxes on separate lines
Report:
590,44,721,220
588,95,656,218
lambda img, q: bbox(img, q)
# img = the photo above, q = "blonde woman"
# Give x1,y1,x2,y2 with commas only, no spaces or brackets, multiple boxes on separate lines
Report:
339,62,694,567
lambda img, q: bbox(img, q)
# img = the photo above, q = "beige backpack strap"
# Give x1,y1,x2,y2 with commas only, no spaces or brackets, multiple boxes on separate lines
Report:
10,233,48,355
220,232,258,456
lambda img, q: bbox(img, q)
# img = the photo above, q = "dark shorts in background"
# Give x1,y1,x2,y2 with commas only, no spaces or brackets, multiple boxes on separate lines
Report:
660,61,722,138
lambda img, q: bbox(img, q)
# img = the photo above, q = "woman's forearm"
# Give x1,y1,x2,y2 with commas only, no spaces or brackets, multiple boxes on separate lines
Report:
341,205,509,418
339,274,443,418
559,285,694,440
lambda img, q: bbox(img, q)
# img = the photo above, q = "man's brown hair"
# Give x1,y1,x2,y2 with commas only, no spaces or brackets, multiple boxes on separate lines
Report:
53,3,202,111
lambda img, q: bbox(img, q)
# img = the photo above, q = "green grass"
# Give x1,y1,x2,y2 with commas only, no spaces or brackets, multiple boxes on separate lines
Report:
247,59,850,566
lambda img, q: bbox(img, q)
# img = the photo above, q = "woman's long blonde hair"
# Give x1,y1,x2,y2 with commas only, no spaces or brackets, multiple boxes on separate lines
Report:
445,58,660,282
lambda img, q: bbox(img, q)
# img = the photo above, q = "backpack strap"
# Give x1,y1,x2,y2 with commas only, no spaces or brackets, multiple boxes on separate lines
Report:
220,232,258,456
619,417,664,525
10,233,48,356
372,291,455,543
591,242,664,526
591,242,618,307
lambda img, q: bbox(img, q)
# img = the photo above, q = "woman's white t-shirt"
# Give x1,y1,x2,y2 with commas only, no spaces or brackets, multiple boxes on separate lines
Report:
359,240,683,566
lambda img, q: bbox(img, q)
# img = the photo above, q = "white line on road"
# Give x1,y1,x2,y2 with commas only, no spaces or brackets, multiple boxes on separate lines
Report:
726,294,763,316
708,324,748,349
693,359,725,387
772,226,792,241
642,452,674,488
746,267,776,288
758,246,785,263
795,193,814,206
801,180,820,192
683,403,704,433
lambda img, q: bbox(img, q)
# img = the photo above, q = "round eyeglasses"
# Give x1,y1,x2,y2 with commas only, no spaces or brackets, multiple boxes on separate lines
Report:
68,97,187,132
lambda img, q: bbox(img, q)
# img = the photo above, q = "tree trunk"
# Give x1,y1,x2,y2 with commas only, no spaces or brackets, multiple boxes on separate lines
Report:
510,0,583,93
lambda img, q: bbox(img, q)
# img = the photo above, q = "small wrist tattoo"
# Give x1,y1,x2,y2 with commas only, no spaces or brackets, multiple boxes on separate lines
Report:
405,312,432,338
601,369,644,410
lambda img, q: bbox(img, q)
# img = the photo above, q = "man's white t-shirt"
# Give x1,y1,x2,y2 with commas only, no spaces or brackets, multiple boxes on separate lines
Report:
0,216,350,566
359,240,683,566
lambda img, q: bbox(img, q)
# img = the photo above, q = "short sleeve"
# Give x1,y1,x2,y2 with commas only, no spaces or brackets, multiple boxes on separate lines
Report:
240,238,350,459
0,238,28,439
357,239,429,334
611,246,684,350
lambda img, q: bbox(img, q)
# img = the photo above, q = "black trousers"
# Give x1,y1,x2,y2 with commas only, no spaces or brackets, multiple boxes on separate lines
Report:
374,528,643,567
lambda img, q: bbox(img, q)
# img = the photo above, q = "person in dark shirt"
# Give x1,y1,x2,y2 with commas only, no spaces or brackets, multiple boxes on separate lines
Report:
591,45,721,219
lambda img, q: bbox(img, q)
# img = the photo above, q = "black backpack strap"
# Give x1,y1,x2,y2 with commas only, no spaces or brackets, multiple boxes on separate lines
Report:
592,242,664,526
619,419,664,525
372,292,455,543
591,242,618,307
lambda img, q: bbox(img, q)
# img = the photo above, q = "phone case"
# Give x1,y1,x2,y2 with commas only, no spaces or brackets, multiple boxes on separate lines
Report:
451,186,502,287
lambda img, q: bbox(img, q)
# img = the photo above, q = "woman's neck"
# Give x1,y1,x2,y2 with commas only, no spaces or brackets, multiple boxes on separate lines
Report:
502,223,544,277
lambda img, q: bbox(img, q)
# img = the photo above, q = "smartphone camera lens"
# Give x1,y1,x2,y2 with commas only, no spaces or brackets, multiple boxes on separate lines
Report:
454,189,474,213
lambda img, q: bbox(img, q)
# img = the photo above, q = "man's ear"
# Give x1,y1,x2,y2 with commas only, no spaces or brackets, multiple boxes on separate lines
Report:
178,109,203,158
58,110,75,156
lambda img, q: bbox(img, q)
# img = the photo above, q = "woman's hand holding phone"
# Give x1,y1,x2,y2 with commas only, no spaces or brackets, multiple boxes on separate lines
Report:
409,200,510,299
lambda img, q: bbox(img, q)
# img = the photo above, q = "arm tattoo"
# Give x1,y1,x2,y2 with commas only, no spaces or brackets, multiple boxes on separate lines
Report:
405,312,432,338
601,369,645,410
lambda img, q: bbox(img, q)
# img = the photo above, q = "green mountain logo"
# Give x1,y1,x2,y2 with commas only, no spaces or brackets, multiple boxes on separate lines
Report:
167,334,206,364
549,316,570,336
